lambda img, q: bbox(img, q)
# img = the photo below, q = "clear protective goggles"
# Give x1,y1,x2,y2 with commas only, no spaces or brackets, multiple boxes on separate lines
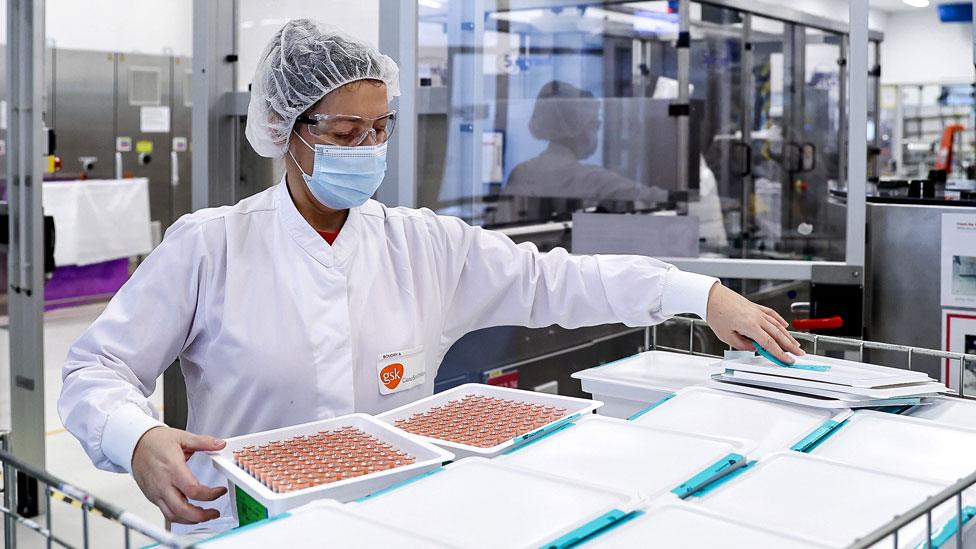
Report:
295,110,397,147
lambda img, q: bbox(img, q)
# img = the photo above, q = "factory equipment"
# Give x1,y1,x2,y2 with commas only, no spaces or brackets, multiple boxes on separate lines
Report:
51,49,116,181
881,83,975,179
864,199,976,384
936,123,966,174
44,49,193,231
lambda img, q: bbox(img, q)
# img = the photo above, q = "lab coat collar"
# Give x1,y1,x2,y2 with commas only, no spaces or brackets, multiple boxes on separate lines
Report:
274,178,362,268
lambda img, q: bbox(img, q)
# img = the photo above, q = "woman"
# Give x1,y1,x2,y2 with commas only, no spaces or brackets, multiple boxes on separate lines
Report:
59,19,801,533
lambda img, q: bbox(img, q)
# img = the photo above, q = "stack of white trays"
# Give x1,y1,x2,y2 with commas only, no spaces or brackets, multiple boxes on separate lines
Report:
711,350,946,408
630,387,851,457
571,351,726,419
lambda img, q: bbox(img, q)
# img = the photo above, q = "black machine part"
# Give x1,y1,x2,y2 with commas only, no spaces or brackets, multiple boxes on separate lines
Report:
0,203,57,277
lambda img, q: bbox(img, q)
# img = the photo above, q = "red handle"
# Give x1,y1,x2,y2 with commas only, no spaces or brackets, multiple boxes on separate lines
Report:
792,316,844,331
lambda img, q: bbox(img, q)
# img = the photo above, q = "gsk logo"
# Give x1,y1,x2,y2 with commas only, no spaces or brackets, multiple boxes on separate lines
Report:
380,363,404,390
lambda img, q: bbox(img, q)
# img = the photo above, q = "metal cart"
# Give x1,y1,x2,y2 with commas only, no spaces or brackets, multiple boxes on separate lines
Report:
1,319,974,548
0,436,182,549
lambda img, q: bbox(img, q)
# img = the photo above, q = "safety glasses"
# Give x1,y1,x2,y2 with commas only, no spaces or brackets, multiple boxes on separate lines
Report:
295,110,397,147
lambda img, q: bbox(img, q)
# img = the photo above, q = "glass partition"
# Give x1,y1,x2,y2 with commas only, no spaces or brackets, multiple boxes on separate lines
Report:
688,4,744,254
417,1,872,265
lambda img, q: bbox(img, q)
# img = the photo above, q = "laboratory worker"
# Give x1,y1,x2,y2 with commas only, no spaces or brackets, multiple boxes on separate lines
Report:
59,19,803,534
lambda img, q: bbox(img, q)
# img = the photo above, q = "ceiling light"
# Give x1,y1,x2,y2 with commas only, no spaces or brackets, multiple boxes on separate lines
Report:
418,0,443,8
902,0,930,7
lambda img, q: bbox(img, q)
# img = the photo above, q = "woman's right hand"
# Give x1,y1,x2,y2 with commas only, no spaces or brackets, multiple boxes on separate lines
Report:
131,426,228,524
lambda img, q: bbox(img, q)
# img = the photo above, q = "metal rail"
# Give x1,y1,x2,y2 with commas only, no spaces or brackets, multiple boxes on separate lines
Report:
0,433,182,549
647,315,976,548
648,316,976,398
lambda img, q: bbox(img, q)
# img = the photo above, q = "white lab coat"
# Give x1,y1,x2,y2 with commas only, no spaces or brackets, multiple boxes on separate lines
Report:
58,180,716,533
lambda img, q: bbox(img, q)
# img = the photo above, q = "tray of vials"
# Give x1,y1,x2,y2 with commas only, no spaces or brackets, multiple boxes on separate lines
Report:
572,351,725,419
209,413,454,524
376,383,602,458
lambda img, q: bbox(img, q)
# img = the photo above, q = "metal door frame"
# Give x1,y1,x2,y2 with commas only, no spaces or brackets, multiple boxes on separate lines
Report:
5,0,47,521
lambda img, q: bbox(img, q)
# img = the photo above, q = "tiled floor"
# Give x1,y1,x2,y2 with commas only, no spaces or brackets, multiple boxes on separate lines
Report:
0,303,166,548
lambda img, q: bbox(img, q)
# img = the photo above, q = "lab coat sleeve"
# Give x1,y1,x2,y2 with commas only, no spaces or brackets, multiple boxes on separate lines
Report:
58,217,211,473
434,214,718,341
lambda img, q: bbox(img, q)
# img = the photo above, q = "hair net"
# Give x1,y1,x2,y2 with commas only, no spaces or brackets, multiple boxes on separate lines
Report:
245,19,401,158
528,80,600,143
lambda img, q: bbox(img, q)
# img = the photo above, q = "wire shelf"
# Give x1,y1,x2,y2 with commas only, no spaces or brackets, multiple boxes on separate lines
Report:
0,433,187,549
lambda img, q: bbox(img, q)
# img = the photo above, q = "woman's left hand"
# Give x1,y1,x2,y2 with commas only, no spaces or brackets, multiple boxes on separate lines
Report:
705,283,804,364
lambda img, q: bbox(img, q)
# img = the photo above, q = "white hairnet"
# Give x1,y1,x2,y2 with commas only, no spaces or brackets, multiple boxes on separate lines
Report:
528,81,600,159
528,81,600,143
245,19,401,158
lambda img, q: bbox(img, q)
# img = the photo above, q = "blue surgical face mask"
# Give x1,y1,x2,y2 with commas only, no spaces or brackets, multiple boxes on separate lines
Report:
288,132,387,210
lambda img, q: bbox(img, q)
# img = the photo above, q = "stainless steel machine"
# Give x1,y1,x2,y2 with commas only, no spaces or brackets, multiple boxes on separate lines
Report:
865,199,976,381
44,48,194,232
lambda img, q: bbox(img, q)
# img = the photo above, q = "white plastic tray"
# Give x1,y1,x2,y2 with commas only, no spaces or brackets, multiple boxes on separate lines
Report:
375,383,602,458
353,457,642,549
906,396,976,430
579,501,831,548
498,415,752,499
571,351,725,419
705,377,926,409
696,452,958,548
719,369,947,399
198,499,463,548
209,413,454,521
722,352,934,388
810,410,976,484
630,387,851,457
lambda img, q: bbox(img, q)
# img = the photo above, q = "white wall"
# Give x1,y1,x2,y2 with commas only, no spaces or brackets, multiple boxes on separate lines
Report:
45,0,193,55
881,6,974,85
42,0,382,92
763,0,888,32
38,1,973,88
236,0,380,91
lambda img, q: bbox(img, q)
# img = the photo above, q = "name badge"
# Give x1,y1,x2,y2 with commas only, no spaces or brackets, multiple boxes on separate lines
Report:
377,346,426,395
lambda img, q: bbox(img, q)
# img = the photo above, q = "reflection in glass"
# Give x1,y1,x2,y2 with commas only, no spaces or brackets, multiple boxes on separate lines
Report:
418,2,875,263
496,80,667,225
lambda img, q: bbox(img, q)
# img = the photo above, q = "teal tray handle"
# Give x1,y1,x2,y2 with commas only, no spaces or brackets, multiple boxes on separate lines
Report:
671,453,746,498
515,413,581,445
790,419,849,453
626,393,676,421
539,509,631,549
752,342,830,372
353,468,444,502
